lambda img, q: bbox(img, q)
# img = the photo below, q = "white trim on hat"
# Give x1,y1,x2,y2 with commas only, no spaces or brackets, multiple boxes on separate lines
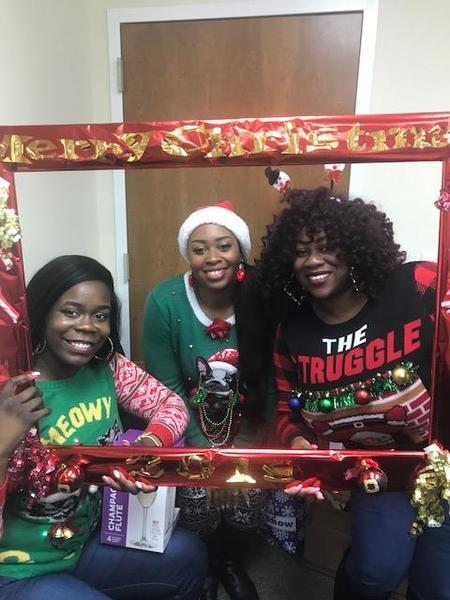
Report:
177,205,251,262
208,361,238,375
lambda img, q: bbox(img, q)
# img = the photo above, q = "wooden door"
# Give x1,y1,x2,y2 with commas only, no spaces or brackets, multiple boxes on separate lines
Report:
121,13,362,362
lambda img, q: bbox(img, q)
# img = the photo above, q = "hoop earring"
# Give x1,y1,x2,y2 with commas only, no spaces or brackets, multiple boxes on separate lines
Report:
283,274,306,308
94,337,115,361
349,266,360,294
236,261,246,282
33,339,47,355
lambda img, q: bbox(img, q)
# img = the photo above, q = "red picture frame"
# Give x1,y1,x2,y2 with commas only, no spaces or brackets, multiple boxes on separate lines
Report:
1,112,449,489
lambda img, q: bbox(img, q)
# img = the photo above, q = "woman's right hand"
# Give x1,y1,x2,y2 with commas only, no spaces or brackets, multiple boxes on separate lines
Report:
286,436,323,500
0,373,50,462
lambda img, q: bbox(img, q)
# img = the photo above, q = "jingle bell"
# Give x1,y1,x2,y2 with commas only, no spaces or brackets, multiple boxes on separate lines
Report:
48,522,76,541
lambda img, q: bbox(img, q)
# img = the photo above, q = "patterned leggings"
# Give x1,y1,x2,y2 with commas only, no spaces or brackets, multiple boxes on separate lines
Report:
177,486,267,538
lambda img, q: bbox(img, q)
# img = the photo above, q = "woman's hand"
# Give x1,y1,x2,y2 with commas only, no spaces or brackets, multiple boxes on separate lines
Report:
285,478,324,501
291,436,318,450
101,432,160,494
134,433,162,448
287,437,323,499
102,467,156,495
0,373,50,462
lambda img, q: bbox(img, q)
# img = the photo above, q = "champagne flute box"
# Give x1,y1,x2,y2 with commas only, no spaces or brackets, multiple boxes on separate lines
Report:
100,430,178,553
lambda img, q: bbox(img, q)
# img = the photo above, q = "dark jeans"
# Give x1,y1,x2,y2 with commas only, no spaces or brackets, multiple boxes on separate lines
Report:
345,490,450,599
0,527,207,599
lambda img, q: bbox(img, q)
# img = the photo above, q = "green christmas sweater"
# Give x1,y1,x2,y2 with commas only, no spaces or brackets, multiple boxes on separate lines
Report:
144,272,257,447
0,362,122,579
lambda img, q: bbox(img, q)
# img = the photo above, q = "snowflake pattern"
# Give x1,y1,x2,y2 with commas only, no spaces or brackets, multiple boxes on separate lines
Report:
261,490,306,555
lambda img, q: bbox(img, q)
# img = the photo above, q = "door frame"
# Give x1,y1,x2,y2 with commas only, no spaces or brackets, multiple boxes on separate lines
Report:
107,0,379,356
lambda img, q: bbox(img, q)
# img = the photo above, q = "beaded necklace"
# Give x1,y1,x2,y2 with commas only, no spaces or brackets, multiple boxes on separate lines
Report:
191,388,239,446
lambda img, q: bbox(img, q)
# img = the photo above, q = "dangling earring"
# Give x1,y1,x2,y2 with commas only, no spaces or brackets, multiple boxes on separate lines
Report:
94,337,115,361
236,261,246,282
283,274,306,307
33,339,47,355
349,266,360,294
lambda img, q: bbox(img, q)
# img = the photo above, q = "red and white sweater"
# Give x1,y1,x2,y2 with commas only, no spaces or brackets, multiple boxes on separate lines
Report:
274,262,436,449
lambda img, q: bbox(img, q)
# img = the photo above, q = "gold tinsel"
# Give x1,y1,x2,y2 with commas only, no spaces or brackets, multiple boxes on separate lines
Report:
0,178,21,251
410,443,450,536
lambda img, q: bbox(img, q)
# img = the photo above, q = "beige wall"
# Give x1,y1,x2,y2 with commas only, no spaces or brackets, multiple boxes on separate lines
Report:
3,0,450,280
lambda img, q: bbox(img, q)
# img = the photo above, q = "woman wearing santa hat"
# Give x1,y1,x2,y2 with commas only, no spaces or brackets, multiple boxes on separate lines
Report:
143,201,272,600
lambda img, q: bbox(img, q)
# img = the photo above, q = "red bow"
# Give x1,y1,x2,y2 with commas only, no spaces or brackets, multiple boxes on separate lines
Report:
205,319,230,339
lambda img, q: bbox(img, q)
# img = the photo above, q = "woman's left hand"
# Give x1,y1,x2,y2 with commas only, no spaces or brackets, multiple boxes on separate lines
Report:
284,477,324,501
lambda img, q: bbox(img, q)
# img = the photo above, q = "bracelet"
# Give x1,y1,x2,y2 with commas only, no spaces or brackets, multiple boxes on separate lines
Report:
136,432,163,447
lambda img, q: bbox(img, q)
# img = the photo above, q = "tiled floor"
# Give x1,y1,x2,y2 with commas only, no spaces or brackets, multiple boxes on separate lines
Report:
217,538,334,600
216,534,406,600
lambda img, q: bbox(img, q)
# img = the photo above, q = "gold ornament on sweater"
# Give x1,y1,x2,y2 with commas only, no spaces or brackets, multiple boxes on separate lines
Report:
410,443,450,536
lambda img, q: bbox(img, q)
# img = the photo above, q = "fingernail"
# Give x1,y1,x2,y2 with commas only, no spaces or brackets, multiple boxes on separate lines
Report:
135,481,143,490
113,470,121,480
102,476,109,484
31,371,40,378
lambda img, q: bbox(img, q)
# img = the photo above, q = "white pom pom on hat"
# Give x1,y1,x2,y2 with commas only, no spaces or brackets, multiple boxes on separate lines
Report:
177,200,251,262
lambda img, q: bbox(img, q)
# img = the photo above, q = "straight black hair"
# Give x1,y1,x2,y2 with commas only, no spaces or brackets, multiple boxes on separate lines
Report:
26,255,121,362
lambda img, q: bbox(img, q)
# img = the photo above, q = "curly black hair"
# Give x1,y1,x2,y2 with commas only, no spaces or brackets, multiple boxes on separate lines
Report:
258,186,406,301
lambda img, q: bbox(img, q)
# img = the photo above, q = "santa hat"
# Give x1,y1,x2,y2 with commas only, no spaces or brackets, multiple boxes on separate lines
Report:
208,349,239,374
177,200,251,262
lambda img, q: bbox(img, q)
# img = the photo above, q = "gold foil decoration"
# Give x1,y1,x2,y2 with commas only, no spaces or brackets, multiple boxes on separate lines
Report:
177,454,215,480
114,132,151,162
429,124,449,148
27,138,58,160
410,127,431,149
346,124,367,152
410,443,450,536
226,469,256,485
0,177,21,254
366,130,388,152
226,458,256,485
126,455,164,479
388,127,408,149
306,127,339,153
262,462,294,484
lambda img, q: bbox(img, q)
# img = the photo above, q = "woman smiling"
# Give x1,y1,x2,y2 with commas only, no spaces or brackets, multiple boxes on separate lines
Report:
144,202,271,600
0,255,206,599
257,186,447,600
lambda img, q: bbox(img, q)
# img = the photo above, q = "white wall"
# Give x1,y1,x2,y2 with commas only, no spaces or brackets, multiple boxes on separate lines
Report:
349,0,450,260
1,1,99,279
3,0,450,279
